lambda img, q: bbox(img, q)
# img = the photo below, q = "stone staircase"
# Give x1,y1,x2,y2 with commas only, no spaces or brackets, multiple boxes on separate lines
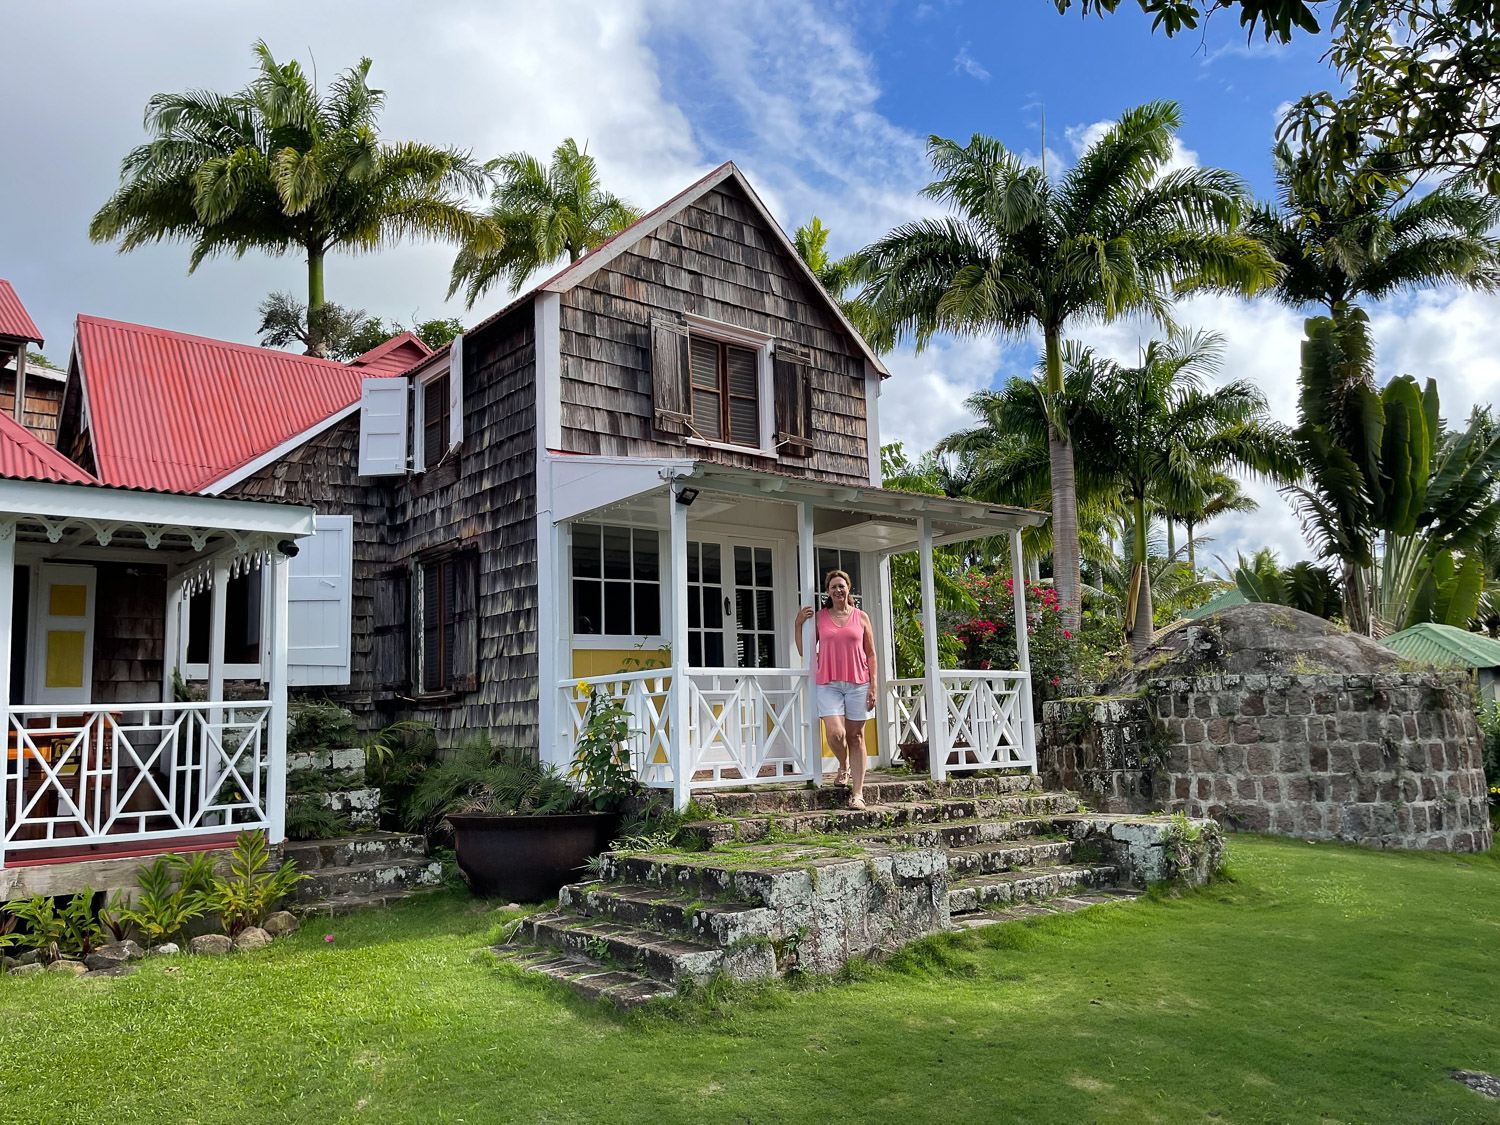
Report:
284,831,442,916
493,775,1214,1008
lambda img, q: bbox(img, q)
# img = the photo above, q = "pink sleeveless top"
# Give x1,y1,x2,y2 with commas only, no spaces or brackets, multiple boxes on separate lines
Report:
816,608,870,686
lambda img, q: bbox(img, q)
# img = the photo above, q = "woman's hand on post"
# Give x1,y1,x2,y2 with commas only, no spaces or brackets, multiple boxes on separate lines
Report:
794,606,815,629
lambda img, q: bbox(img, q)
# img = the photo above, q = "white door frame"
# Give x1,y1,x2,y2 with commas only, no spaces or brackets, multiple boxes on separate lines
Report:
26,562,97,707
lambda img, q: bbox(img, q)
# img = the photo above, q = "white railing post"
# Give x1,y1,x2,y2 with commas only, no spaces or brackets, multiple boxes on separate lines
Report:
918,516,948,782
667,485,693,811
0,521,13,870
798,498,821,786
1010,529,1037,773
266,553,291,843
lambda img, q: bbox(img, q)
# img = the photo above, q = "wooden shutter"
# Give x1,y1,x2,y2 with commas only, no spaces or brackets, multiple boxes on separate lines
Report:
450,549,479,693
358,376,409,475
372,564,410,696
650,315,692,435
773,341,814,457
448,333,464,449
287,514,353,687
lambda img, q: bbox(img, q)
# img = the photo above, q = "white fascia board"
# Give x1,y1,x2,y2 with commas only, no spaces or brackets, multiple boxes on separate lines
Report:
0,478,316,536
864,359,882,487
544,453,692,524
535,293,562,452
200,402,360,496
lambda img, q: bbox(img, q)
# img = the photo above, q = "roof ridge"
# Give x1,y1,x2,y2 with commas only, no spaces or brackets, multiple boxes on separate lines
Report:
78,314,351,371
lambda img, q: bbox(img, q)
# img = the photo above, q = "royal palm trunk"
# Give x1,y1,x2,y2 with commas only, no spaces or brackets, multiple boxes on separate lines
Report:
1044,326,1081,631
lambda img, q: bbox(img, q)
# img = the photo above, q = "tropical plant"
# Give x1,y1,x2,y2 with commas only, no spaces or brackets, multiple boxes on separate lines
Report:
405,738,576,830
117,856,209,947
89,40,487,355
205,831,308,938
1157,472,1257,574
449,138,639,306
3,889,103,962
792,217,882,344
568,693,638,812
855,102,1277,628
1230,548,1343,620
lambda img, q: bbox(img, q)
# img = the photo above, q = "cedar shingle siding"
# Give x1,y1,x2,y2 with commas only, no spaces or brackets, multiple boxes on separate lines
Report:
558,181,871,483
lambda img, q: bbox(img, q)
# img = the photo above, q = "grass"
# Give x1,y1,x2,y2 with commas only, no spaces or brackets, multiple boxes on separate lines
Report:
4,836,1500,1123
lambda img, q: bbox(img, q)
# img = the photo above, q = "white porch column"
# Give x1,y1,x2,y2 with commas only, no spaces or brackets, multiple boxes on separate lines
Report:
798,498,821,786
207,557,230,705
918,516,948,782
0,522,14,870
667,486,692,811
162,573,184,704
1010,528,1038,774
864,551,895,768
266,552,291,843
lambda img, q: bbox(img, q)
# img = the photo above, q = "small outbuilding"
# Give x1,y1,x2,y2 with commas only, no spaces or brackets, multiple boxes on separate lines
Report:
1381,622,1500,701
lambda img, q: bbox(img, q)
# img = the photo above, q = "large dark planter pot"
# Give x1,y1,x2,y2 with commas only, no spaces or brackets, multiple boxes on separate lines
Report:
448,811,622,901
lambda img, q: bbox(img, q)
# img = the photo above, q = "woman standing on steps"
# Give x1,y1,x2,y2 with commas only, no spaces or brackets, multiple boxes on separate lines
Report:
794,570,878,810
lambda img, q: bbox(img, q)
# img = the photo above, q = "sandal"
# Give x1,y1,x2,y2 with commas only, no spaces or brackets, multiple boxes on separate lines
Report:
833,768,849,787
849,795,867,810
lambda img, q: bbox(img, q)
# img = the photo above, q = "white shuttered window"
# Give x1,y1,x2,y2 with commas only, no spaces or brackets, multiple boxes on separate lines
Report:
287,514,354,686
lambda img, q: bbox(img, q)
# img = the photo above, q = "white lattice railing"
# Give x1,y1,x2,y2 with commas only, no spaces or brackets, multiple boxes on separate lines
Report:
685,669,814,788
559,671,676,789
4,701,274,852
884,671,1035,773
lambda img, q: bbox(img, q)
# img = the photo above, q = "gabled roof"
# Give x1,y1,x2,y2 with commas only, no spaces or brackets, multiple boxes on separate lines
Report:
437,161,889,377
75,315,374,493
0,409,96,484
348,330,432,375
0,279,44,345
1381,622,1500,670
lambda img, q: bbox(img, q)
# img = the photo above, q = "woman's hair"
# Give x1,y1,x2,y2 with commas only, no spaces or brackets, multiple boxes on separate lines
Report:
824,569,852,591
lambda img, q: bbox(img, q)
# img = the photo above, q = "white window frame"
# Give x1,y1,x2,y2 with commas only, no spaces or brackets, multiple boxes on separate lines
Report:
180,568,268,683
682,313,778,459
567,521,667,649
414,340,464,473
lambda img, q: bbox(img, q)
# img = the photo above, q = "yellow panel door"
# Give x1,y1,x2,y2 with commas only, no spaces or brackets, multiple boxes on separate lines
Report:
28,564,96,706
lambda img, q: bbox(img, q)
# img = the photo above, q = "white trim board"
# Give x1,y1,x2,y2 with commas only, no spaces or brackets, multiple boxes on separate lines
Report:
201,402,360,495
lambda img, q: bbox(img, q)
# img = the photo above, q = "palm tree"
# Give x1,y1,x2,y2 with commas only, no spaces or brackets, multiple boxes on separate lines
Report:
793,217,884,345
1248,141,1500,320
90,41,487,354
856,101,1278,629
1088,330,1299,652
1158,472,1258,573
449,138,639,306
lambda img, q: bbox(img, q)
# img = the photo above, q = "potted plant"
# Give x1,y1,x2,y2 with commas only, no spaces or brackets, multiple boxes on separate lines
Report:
409,694,636,901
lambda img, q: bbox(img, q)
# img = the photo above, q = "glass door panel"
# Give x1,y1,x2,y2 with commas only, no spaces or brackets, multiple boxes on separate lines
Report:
685,541,724,667
733,545,776,668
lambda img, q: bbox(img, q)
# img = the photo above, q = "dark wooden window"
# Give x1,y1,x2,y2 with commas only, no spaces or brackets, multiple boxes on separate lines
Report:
571,523,661,636
421,556,457,693
688,337,760,447
415,550,477,696
423,374,449,471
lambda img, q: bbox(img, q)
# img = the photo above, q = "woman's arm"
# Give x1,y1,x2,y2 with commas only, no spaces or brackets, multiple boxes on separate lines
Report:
793,605,815,659
861,611,878,708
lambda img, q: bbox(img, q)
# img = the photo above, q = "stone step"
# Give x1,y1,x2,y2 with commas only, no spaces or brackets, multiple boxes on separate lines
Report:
520,912,778,985
291,856,442,904
291,890,428,918
947,864,1120,915
597,847,870,910
682,794,1078,847
951,889,1143,930
944,839,1075,878
558,881,775,948
862,816,1054,850
492,946,678,1009
283,832,429,871
690,773,1039,817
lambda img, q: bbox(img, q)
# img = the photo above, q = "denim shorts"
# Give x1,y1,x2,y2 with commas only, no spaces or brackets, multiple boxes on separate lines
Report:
817,680,872,721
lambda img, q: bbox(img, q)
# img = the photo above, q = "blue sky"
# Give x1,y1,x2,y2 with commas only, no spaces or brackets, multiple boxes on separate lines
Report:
2,1,1496,567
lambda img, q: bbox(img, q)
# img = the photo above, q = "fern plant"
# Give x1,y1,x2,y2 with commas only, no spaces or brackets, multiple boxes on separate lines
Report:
405,737,576,828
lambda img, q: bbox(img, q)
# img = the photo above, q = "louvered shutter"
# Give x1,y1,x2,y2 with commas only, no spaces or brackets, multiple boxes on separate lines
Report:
372,564,410,696
287,514,353,686
773,341,814,457
450,549,479,693
650,315,692,435
358,376,409,475
448,333,464,449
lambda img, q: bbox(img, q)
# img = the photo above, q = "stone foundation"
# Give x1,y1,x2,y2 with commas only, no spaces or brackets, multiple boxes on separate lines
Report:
1042,671,1492,853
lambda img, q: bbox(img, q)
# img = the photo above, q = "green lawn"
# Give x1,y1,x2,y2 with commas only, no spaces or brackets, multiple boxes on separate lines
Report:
3,837,1499,1124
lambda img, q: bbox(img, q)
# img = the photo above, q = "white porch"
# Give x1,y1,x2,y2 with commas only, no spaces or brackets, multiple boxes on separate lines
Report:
538,458,1047,810
0,479,314,872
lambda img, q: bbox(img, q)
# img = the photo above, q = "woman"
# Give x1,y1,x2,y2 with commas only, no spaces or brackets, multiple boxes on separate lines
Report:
794,570,878,809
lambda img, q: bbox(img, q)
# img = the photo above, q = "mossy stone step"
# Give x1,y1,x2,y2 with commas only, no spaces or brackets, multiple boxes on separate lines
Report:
521,912,777,985
600,848,866,907
951,889,1142,930
944,839,1075,879
283,832,429,871
493,947,678,1008
558,881,775,947
860,816,1053,850
691,773,1038,817
290,856,442,904
947,864,1120,914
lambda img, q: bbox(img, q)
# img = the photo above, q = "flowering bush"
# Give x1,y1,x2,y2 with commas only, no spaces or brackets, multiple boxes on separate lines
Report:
944,570,1116,706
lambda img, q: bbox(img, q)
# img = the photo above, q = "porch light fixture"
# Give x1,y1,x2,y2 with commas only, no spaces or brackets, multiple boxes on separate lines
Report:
276,539,300,557
675,487,700,507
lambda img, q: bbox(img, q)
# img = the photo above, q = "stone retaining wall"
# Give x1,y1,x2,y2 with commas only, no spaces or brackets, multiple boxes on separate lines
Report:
1042,671,1492,853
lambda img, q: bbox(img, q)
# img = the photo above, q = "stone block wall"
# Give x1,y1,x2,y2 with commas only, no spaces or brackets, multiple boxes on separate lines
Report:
1042,671,1492,853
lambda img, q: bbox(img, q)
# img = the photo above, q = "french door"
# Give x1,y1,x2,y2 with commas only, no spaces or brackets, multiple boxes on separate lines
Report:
685,540,778,669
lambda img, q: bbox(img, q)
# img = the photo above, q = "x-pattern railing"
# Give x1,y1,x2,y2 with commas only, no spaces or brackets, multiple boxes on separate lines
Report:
940,672,1031,771
686,669,812,787
886,679,928,747
4,702,272,850
560,672,675,788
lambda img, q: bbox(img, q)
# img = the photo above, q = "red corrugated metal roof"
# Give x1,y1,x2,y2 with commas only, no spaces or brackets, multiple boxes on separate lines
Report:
0,409,96,483
76,315,372,493
0,279,44,345
348,330,432,375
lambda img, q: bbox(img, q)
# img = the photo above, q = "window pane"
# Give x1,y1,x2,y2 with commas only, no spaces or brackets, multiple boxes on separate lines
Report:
735,589,752,631
603,526,631,580
687,542,699,583
704,632,724,667
692,388,722,440
727,399,757,446
186,592,209,664
736,633,751,666
734,545,752,588
688,633,702,667
704,589,723,629
633,530,658,581
689,338,720,389
424,374,449,470
843,554,861,593
756,589,774,630
573,581,601,634
635,583,660,636
757,635,775,668
817,548,838,584
754,547,772,588
572,525,601,579
701,543,721,585
604,581,632,634
726,346,757,396
687,587,701,629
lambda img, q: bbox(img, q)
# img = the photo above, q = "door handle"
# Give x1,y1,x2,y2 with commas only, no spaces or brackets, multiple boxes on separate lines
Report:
724,595,732,616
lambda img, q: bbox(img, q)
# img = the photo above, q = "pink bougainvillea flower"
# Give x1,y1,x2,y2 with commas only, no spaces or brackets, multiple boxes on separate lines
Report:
1063,630,1072,639
324,934,336,943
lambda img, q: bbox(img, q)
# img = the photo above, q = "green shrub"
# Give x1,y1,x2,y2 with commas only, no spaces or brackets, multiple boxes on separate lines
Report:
285,795,356,840
363,721,439,829
405,737,576,830
1477,699,1500,807
287,701,358,752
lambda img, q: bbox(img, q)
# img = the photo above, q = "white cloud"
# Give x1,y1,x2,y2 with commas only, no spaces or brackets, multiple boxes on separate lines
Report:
878,336,1006,453
954,45,990,82
1065,118,1199,172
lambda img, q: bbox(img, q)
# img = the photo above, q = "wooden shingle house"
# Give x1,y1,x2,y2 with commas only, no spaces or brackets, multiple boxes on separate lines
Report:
57,163,1046,812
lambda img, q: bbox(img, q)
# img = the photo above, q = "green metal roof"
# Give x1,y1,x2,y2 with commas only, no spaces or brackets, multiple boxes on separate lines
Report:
1183,587,1249,619
1380,622,1500,669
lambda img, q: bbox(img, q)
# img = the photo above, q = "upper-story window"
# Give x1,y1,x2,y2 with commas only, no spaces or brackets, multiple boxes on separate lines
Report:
421,373,450,471
689,336,760,447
